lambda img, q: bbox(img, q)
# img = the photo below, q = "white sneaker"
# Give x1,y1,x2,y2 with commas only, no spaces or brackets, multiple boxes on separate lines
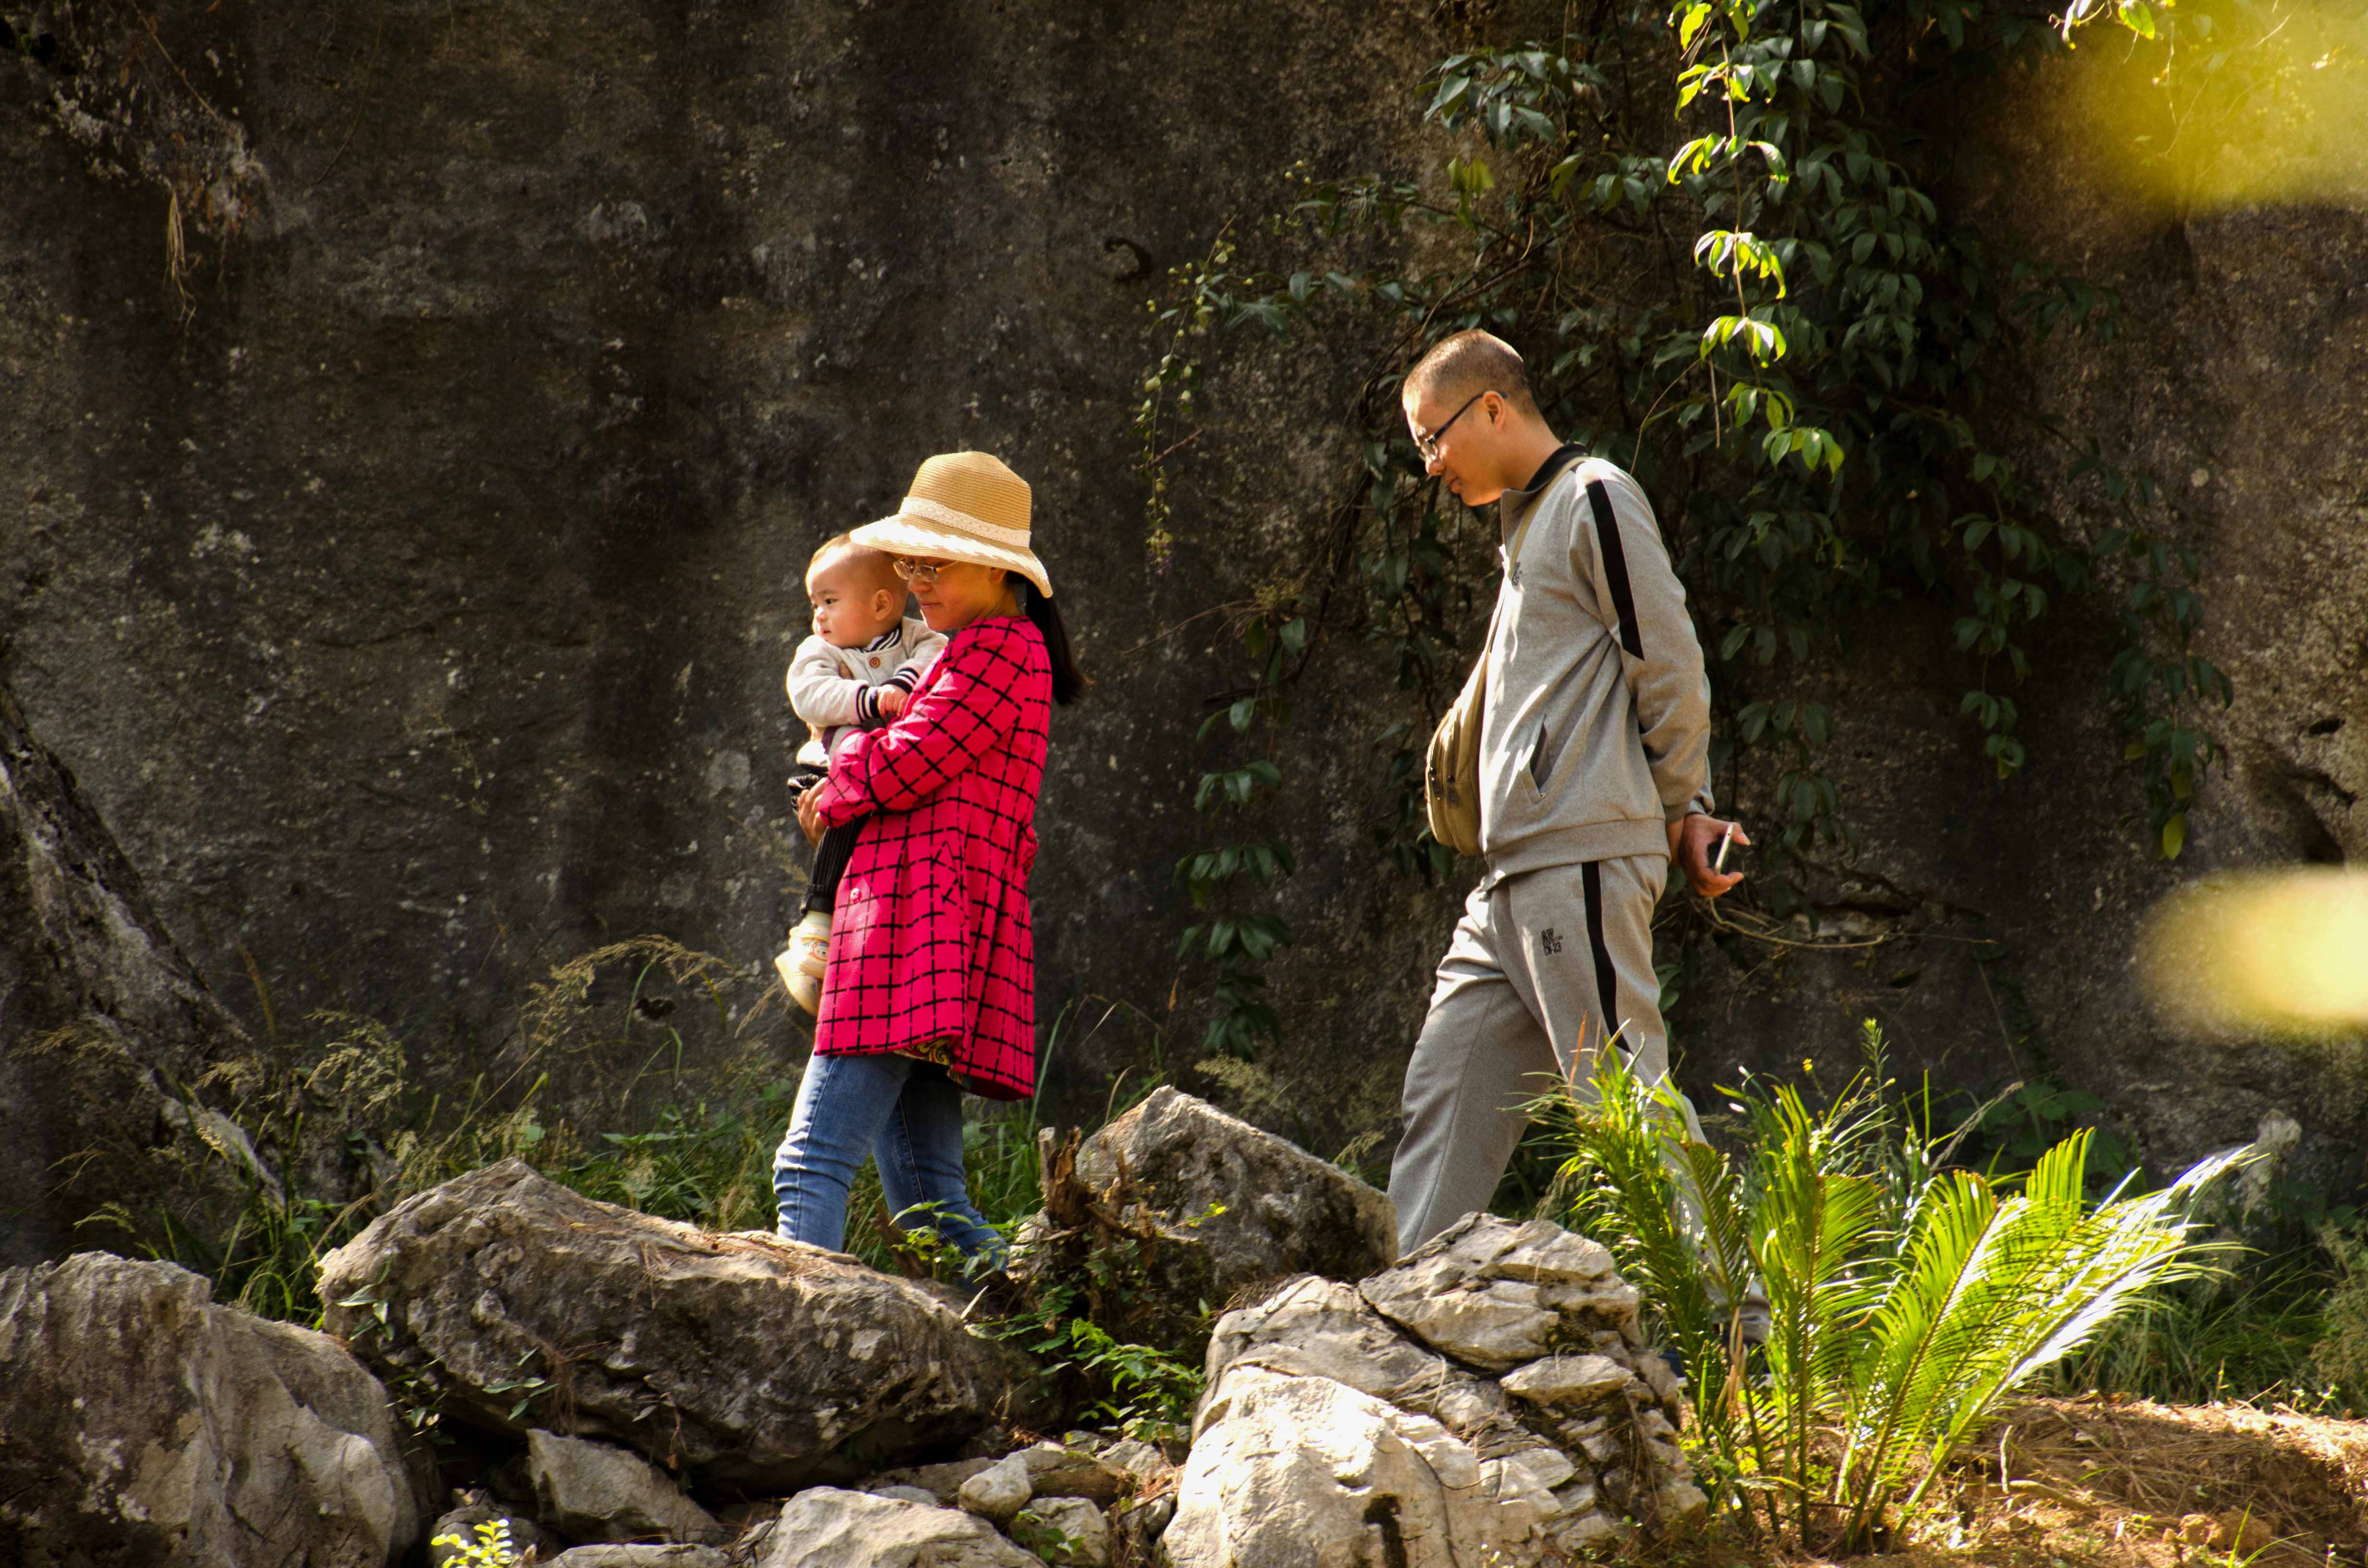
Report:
775,911,830,1016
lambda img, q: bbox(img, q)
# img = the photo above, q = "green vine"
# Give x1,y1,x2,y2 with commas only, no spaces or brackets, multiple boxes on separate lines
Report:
1173,591,1304,1061
1143,0,2232,1053
1141,241,1330,1061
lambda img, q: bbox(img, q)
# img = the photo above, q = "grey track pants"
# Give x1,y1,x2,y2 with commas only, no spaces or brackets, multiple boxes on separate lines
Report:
1386,854,1702,1256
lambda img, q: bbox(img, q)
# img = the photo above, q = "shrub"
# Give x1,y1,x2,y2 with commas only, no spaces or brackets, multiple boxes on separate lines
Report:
1533,1023,2243,1554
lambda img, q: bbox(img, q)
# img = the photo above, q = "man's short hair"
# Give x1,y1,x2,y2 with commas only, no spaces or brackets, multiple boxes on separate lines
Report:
806,533,900,592
1403,330,1540,418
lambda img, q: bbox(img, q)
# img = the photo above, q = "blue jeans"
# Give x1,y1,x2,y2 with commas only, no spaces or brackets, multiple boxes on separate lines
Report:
772,1051,1005,1263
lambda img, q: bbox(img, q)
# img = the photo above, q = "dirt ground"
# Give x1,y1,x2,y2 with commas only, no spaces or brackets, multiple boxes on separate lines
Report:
1677,1398,2368,1568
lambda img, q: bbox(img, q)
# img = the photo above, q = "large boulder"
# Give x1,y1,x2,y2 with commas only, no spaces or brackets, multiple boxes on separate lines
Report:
0,1251,422,1567
318,1159,1051,1490
1019,1088,1395,1339
1163,1215,1702,1567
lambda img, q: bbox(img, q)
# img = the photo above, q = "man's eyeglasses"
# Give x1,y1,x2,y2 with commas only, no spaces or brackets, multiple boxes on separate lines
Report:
891,557,953,587
1412,389,1492,464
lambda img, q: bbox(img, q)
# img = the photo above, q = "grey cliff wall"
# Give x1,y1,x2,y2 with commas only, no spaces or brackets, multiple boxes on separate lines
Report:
1678,56,2368,1199
2,1,2364,1253
0,0,1455,1205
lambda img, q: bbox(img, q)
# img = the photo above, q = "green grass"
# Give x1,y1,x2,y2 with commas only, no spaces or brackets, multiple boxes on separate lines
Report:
2045,1247,2339,1410
98,940,2368,1454
95,946,1175,1323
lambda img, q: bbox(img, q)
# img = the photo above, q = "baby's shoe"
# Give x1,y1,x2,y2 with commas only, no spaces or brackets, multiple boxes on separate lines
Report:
774,910,831,1015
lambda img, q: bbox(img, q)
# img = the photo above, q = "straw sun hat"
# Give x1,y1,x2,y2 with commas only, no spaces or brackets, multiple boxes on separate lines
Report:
850,451,1053,599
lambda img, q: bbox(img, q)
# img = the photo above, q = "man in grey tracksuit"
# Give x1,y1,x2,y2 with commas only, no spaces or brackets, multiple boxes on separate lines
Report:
1388,330,1749,1256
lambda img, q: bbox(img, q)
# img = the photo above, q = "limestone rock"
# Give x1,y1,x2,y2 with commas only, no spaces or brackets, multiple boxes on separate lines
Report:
1109,1492,1177,1564
1095,1438,1169,1485
1164,1365,1509,1568
1199,1274,1532,1459
1499,1354,1639,1407
1657,1479,1711,1527
1047,1088,1395,1307
318,1160,1049,1491
758,1488,1044,1568
0,1251,421,1567
954,1452,1033,1523
1360,1213,1640,1371
868,1485,940,1507
1361,1275,1559,1372
545,1548,734,1568
1020,1495,1110,1567
1170,1216,1701,1565
1017,1442,1130,1506
860,1457,997,1506
426,1497,557,1567
528,1429,727,1544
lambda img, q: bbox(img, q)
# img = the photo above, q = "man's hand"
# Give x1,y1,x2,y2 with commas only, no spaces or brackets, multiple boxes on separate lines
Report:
876,686,906,718
1669,813,1749,899
797,784,827,846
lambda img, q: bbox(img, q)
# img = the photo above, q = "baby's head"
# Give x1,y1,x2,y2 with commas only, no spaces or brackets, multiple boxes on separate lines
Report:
805,535,908,648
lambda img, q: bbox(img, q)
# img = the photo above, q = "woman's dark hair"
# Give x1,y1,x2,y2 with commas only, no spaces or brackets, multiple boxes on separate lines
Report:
1021,582,1086,705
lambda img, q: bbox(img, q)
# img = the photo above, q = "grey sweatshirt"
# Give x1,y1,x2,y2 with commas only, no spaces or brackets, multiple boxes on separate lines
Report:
1477,448,1714,883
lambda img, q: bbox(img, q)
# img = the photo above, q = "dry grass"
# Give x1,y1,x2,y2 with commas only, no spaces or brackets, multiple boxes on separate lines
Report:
1665,1397,2368,1568
1793,1397,2368,1567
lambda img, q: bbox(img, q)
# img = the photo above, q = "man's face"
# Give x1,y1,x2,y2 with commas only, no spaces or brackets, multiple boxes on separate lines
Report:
1403,386,1505,507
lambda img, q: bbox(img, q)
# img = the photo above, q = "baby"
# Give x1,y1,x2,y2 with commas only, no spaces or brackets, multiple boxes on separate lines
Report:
774,535,948,1012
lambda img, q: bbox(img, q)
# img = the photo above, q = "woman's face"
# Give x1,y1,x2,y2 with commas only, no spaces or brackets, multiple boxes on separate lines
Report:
904,557,1016,633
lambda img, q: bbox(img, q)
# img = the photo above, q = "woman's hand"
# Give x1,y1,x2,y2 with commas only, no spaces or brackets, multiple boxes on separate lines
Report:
797,784,827,846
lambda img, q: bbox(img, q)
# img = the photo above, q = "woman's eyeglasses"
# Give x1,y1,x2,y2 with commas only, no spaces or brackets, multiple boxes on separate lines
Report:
891,557,954,587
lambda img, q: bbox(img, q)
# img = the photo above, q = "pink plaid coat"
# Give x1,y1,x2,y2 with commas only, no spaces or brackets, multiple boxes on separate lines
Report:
807,616,1049,1100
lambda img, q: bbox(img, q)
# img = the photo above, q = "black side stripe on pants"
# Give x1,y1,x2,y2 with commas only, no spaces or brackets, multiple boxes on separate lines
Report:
1581,860,1624,1054
1585,478,1644,658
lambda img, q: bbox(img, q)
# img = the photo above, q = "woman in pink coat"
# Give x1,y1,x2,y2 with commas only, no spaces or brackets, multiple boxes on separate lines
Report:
772,452,1084,1262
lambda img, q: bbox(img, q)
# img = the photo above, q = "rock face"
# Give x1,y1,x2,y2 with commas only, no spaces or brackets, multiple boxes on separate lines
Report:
1164,1215,1701,1567
318,1159,1051,1490
0,679,252,1265
759,1488,1045,1568
0,1251,421,1567
0,0,1455,1198
1021,1088,1396,1336
6,0,2363,1269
